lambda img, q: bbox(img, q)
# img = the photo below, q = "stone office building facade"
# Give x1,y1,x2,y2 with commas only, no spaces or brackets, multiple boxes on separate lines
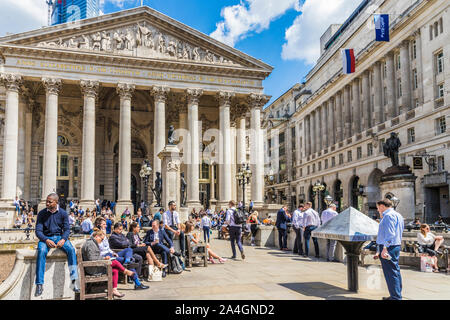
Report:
0,6,272,227
264,0,449,223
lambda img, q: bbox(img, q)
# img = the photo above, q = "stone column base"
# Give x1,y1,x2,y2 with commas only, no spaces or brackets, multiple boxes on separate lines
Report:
186,201,202,213
78,200,95,211
0,200,16,228
115,201,134,218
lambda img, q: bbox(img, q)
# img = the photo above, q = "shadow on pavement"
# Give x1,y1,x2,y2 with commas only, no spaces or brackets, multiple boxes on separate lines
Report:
279,282,370,300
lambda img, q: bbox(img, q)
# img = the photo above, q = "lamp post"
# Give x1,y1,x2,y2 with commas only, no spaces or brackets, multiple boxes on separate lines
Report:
236,163,252,213
391,196,400,210
312,180,325,212
324,195,333,208
139,159,152,215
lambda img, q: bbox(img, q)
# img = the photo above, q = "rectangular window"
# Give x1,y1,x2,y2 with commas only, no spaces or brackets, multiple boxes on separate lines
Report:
367,143,373,157
383,61,387,78
397,79,402,98
74,157,79,177
279,132,285,144
99,185,105,196
436,116,446,135
438,156,445,171
279,145,285,157
307,166,310,175
357,147,362,160
396,54,401,70
412,40,417,60
437,83,444,98
299,168,303,177
324,159,329,169
318,162,322,171
73,181,78,198
59,155,69,177
347,150,352,162
436,51,444,74
331,157,336,167
384,87,388,106
379,138,385,153
407,127,415,144
291,127,296,138
413,69,418,90
339,154,344,165
312,163,315,173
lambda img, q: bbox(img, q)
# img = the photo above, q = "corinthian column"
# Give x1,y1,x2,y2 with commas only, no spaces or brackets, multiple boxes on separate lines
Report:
335,92,343,142
361,71,371,130
217,91,234,208
248,93,269,207
236,117,246,201
79,80,99,209
373,61,383,125
0,74,22,226
151,86,169,206
186,88,203,210
385,52,397,119
343,85,352,139
116,83,135,215
328,98,335,146
352,78,360,134
40,77,62,207
400,40,412,111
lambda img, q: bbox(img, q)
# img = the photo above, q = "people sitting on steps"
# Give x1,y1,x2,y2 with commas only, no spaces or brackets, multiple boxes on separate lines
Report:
417,223,445,273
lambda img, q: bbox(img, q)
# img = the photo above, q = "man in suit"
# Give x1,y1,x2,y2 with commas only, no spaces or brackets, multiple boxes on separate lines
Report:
275,204,291,251
144,220,174,277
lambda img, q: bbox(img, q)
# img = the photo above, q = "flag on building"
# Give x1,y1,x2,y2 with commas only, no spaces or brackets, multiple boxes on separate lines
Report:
374,14,390,42
342,49,355,74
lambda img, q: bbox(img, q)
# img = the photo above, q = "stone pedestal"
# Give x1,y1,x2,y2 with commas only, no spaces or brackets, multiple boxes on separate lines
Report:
115,201,134,218
158,145,183,210
0,202,15,228
380,166,417,222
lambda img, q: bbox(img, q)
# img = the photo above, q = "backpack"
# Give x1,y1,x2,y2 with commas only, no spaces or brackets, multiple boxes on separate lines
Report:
169,253,183,274
233,208,246,225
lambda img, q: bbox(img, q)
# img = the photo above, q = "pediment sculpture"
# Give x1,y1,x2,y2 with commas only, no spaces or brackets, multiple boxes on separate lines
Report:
36,21,240,66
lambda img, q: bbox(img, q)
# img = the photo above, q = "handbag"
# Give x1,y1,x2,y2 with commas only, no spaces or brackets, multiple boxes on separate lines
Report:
148,265,162,281
420,254,434,272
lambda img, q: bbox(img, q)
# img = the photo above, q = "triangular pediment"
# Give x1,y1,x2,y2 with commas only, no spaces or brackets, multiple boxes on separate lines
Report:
0,6,272,73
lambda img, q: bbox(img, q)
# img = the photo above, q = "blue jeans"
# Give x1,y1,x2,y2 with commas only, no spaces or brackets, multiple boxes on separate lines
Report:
105,247,133,265
229,226,244,257
379,245,402,300
304,226,319,256
35,236,78,285
203,226,210,242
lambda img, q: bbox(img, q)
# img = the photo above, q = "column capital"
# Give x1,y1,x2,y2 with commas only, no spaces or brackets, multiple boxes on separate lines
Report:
186,88,204,105
400,39,411,48
247,93,270,109
80,80,100,98
373,60,382,68
151,86,170,103
117,83,135,100
385,50,395,59
216,91,235,107
42,77,62,95
0,73,23,92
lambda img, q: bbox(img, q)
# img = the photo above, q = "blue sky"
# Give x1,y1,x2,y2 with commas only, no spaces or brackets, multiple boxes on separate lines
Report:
0,0,361,105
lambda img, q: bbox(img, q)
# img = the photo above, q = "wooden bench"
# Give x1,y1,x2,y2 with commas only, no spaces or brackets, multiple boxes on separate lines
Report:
76,249,113,300
185,234,208,268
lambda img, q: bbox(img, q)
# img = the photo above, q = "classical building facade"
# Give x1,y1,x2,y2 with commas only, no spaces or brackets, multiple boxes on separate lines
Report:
0,6,272,226
264,0,449,223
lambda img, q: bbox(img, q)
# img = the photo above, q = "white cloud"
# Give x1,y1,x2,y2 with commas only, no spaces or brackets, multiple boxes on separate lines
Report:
210,0,301,47
0,0,47,36
281,0,360,64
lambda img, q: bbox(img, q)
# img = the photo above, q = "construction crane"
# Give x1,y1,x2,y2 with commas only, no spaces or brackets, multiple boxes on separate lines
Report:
46,0,54,26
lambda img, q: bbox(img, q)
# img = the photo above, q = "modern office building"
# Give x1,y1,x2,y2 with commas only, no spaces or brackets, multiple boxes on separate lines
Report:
51,0,100,25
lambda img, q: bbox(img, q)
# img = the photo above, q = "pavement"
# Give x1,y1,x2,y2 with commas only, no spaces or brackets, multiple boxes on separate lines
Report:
122,231,450,300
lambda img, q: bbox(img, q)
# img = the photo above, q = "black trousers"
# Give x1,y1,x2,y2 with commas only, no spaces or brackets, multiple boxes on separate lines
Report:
277,228,288,249
293,227,304,255
132,246,149,261
166,226,185,254
229,226,244,257
131,253,143,276
151,243,170,264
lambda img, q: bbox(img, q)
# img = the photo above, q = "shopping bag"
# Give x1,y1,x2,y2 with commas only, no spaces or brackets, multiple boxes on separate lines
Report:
420,255,433,272
148,265,163,281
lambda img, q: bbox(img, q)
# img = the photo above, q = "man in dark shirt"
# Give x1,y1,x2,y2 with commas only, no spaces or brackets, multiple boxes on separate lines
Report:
34,193,79,297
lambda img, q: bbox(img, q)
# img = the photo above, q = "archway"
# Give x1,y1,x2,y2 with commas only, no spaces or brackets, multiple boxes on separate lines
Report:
350,176,363,212
333,180,343,212
367,169,383,219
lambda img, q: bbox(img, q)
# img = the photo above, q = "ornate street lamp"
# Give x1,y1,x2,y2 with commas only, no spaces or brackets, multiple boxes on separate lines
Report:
236,163,252,213
139,159,152,215
391,196,400,210
324,195,334,207
312,180,325,212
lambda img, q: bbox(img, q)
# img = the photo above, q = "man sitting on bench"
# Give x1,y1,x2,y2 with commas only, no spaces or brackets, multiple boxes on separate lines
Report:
144,220,174,278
